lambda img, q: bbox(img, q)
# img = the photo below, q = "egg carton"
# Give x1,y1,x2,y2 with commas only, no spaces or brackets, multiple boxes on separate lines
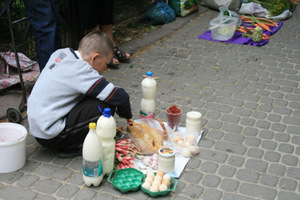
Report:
108,168,178,197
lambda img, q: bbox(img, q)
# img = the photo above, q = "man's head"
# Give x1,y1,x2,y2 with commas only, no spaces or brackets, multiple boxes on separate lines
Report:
78,31,114,73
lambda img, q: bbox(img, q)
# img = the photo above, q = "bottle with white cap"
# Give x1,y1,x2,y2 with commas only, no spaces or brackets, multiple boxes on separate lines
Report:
82,122,103,186
96,108,116,176
140,71,157,119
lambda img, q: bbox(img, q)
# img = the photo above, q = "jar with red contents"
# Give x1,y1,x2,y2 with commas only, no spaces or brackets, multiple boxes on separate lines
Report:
166,105,181,131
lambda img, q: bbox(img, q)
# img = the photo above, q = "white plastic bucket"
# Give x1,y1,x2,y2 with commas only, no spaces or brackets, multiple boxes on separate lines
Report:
0,122,27,173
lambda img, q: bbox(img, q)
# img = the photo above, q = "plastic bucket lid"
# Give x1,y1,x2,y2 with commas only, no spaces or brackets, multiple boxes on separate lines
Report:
0,123,27,173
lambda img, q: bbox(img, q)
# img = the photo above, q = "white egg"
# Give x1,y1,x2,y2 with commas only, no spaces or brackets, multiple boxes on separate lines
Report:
142,182,151,190
145,177,153,184
182,147,191,158
152,180,161,186
163,174,171,181
150,185,159,192
189,146,200,155
147,172,155,179
154,175,162,182
159,184,168,191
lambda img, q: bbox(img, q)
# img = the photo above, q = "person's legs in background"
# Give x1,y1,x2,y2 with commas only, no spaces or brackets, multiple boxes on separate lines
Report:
23,0,61,71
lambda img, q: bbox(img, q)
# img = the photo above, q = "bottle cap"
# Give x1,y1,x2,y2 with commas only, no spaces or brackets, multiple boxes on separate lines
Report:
158,147,176,157
89,122,96,129
103,108,111,117
146,71,153,77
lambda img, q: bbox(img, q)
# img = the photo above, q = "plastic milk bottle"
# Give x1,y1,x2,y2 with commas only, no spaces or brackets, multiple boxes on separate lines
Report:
96,108,116,176
140,71,157,119
82,122,103,186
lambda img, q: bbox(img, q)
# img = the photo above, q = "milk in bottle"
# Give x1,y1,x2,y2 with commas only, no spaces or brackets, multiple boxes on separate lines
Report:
140,71,157,119
96,108,116,176
82,122,103,186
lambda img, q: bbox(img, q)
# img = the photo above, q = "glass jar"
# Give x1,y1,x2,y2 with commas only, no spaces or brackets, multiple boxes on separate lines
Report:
185,111,202,135
158,147,176,173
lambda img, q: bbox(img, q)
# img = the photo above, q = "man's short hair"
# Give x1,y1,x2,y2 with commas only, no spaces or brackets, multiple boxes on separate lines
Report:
78,31,114,58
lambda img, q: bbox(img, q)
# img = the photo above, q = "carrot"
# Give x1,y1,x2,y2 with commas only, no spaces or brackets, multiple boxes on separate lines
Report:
237,28,248,33
262,34,270,40
257,22,271,31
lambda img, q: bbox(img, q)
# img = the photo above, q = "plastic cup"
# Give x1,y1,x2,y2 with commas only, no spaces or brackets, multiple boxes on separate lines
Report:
166,111,181,131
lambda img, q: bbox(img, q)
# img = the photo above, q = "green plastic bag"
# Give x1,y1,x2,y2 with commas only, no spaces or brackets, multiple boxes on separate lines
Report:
166,0,199,17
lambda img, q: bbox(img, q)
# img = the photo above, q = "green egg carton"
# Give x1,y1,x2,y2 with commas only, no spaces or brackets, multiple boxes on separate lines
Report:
107,168,144,193
141,173,178,197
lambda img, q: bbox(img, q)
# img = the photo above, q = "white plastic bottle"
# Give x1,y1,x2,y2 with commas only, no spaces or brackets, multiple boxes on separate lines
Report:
82,122,103,186
140,71,157,119
96,108,116,176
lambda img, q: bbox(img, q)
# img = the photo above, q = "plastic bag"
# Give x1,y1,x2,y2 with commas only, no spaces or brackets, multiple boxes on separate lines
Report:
166,0,199,17
201,0,241,11
239,3,292,20
209,6,239,41
145,0,176,25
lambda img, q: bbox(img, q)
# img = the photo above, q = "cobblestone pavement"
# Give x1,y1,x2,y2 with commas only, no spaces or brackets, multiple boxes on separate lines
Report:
1,5,300,200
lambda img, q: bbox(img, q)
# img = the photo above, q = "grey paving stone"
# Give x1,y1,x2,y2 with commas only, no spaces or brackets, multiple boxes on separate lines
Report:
200,162,219,173
228,155,245,167
56,184,79,198
259,130,275,139
215,141,247,155
33,178,62,194
220,114,240,123
282,155,299,166
186,157,201,169
261,140,277,150
291,135,300,145
268,164,286,176
202,188,223,200
35,164,73,181
275,133,290,142
206,130,224,140
202,175,221,188
260,174,278,187
264,151,281,162
223,133,245,144
198,138,215,148
220,178,239,192
222,124,243,134
0,186,38,200
236,169,260,183
184,184,204,199
279,178,298,191
93,192,115,200
267,113,282,122
0,171,24,184
16,174,39,188
183,171,203,184
239,183,277,200
244,137,261,147
73,187,97,200
278,143,295,153
197,149,228,163
218,165,236,178
222,193,257,200
278,191,300,200
243,127,258,137
35,195,56,200
247,148,264,158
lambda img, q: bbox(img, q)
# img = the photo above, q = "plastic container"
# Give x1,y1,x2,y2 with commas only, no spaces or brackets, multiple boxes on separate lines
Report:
0,123,27,173
185,111,202,135
141,172,178,197
158,147,176,173
140,71,157,119
209,16,238,41
107,168,144,193
96,108,116,176
82,122,104,186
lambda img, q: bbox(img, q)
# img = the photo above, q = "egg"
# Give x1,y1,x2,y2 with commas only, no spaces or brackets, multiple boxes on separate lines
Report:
162,179,170,187
152,180,161,187
147,172,155,179
159,184,168,191
182,147,191,158
156,170,164,177
142,182,151,190
150,185,159,192
154,175,162,182
163,174,171,181
189,146,200,155
145,177,153,184
186,134,195,142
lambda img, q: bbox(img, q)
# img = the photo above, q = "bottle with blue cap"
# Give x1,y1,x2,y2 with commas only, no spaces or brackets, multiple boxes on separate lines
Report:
82,122,103,186
96,108,116,176
140,71,157,119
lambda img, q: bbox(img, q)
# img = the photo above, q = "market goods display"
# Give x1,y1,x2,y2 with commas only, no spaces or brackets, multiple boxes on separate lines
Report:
126,119,167,154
